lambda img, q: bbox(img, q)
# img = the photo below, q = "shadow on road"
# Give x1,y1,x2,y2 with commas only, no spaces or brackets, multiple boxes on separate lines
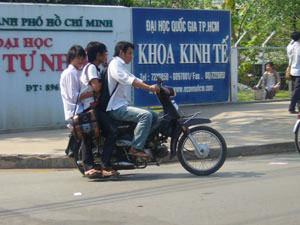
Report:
89,172,194,182
211,171,265,178
88,170,265,182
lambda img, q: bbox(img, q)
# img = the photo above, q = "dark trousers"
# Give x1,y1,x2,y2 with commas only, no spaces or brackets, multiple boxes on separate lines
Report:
289,76,300,111
95,109,117,168
265,89,275,99
82,135,94,171
81,109,117,171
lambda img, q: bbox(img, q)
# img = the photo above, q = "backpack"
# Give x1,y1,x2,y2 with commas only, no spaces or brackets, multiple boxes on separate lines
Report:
98,67,118,112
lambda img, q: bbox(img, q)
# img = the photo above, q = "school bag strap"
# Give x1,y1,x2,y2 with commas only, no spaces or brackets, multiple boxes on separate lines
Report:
98,67,118,111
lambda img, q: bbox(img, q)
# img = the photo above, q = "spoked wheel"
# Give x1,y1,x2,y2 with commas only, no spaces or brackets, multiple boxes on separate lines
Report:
73,141,85,175
294,120,300,153
177,126,227,176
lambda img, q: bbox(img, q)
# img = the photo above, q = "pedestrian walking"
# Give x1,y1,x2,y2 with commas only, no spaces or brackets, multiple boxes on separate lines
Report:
287,31,300,113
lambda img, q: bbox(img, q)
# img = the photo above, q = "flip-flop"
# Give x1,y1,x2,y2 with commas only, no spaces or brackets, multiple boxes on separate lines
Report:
101,169,114,177
103,168,120,176
84,169,109,179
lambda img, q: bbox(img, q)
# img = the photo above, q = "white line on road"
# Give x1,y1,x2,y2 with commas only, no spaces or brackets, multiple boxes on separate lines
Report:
269,162,288,165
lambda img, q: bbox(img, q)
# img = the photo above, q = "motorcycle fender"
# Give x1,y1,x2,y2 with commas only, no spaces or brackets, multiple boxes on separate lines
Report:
169,118,211,159
183,118,211,127
293,120,300,133
170,125,182,159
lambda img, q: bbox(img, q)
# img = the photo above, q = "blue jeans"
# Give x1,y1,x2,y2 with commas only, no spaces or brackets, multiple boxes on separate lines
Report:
109,105,158,150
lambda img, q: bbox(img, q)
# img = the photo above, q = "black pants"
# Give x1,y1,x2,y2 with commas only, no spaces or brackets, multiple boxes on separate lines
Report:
289,76,300,111
265,89,275,99
95,109,117,168
81,109,117,171
82,135,94,171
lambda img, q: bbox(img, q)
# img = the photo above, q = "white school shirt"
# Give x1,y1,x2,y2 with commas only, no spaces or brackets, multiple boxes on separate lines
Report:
59,64,83,121
106,56,142,111
80,63,100,110
287,40,300,76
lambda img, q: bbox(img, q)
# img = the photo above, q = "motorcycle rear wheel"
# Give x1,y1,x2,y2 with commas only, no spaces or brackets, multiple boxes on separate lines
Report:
177,126,227,176
73,141,85,175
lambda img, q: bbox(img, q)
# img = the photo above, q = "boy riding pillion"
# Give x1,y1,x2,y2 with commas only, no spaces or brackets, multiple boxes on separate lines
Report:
60,45,86,124
80,41,118,178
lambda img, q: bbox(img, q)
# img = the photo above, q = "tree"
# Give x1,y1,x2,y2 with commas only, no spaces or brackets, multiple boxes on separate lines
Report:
2,0,299,46
222,0,300,46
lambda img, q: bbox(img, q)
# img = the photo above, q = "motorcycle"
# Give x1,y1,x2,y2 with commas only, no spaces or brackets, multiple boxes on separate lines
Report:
70,77,227,176
293,113,300,153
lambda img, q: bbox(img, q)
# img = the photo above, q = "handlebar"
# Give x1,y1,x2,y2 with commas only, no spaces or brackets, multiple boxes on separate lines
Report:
156,76,174,96
156,76,163,85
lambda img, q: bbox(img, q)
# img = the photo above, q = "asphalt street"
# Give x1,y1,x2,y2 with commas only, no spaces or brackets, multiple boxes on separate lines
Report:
1,152,300,225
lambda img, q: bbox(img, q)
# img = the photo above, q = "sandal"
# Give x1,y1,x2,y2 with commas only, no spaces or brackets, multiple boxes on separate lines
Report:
84,169,103,179
84,168,112,179
128,148,149,159
101,168,114,177
104,168,120,176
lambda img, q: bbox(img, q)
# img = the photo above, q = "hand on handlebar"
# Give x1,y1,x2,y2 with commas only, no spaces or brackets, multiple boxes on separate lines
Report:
149,84,160,94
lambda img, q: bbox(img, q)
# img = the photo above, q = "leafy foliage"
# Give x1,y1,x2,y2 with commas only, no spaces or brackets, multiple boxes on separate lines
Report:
221,0,300,86
5,0,298,43
223,0,300,45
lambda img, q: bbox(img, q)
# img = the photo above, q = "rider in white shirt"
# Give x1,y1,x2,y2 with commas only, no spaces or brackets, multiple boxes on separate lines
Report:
107,41,159,158
80,62,100,110
59,45,86,122
79,41,117,178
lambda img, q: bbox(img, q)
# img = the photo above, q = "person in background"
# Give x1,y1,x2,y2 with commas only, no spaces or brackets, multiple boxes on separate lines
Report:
287,31,300,114
254,62,280,99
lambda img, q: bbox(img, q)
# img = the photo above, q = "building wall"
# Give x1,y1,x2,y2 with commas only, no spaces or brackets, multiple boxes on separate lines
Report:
0,3,131,131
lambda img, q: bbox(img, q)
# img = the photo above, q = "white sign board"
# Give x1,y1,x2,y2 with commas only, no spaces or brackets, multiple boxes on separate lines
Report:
0,3,131,131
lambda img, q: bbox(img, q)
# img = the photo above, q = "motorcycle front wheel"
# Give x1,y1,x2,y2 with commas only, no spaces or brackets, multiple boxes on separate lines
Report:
177,126,227,176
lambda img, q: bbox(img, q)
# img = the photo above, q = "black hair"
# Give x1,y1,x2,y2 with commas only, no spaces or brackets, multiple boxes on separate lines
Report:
86,41,107,62
113,41,134,57
67,45,86,64
265,61,274,68
291,31,300,41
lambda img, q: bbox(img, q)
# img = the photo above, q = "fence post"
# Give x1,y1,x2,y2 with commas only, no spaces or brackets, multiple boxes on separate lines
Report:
289,81,293,97
231,47,238,102
261,31,276,74
231,31,247,102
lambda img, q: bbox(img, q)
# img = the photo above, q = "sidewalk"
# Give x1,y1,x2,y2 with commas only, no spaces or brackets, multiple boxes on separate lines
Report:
0,101,297,169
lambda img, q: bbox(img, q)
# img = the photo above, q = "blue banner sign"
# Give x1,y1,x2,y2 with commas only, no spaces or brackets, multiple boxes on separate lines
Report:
132,8,231,106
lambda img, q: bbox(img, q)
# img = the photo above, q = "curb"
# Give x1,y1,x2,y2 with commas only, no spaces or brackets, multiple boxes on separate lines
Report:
0,142,297,169
0,155,74,169
227,142,297,157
